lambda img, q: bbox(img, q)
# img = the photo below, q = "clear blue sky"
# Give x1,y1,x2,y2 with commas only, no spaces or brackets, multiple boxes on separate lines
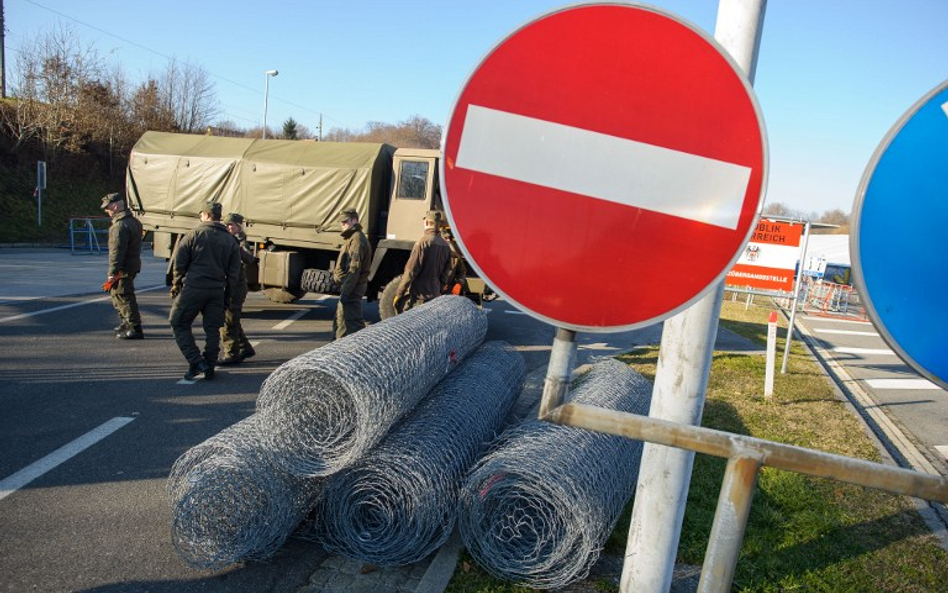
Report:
5,0,947,216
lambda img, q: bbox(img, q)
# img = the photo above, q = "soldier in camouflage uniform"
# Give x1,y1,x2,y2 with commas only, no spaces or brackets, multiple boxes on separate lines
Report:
393,210,453,313
332,208,371,340
102,193,144,340
217,212,257,365
169,202,241,381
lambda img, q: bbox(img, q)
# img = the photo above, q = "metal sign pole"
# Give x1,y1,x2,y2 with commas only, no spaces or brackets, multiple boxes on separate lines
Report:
781,219,810,373
620,1,767,591
36,161,46,226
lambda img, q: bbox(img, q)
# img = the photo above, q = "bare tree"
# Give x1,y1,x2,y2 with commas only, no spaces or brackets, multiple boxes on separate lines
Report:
128,78,177,133
2,24,107,159
158,59,219,133
762,201,809,221
323,115,441,148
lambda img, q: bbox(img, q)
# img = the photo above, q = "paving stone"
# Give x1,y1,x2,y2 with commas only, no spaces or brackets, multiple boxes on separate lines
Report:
307,568,334,586
398,577,422,592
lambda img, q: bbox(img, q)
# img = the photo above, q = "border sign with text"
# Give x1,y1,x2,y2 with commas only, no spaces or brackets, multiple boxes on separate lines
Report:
852,79,948,390
440,3,767,332
726,218,804,292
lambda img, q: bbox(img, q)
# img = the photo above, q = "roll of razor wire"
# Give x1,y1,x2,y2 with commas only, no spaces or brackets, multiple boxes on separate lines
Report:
167,414,324,570
256,295,487,477
313,341,525,566
457,359,652,589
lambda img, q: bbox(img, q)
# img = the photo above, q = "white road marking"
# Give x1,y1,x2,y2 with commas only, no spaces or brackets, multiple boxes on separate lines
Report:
865,378,941,390
833,347,895,356
273,309,308,330
504,310,527,315
807,316,871,325
936,446,948,462
0,417,135,501
0,285,165,324
456,104,752,230
815,328,879,336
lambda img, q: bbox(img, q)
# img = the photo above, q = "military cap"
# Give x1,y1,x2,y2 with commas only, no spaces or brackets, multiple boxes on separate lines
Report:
202,201,223,217
425,210,443,223
223,212,244,225
339,208,359,222
100,193,123,209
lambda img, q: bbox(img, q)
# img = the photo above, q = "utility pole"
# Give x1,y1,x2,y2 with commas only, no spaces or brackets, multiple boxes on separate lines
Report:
1,0,7,98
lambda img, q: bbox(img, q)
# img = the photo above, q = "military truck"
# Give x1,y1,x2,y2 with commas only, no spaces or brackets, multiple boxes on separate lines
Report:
126,131,487,318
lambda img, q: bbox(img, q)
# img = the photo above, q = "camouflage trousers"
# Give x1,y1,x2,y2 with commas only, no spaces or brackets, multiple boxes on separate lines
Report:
110,273,141,328
333,295,366,340
169,285,225,366
220,285,251,357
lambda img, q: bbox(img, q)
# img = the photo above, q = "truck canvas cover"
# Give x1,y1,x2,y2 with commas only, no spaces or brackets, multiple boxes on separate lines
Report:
127,131,395,246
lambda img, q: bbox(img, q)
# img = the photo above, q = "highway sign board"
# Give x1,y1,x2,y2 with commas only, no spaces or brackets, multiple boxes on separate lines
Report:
441,3,767,331
726,218,804,292
852,79,948,390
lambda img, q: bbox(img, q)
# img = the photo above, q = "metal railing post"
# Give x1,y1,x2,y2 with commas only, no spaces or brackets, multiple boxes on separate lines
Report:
697,454,763,593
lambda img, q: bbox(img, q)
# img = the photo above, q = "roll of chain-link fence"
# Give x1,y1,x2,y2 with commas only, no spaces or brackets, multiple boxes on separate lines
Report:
457,359,652,589
256,295,487,477
312,341,525,566
167,413,324,570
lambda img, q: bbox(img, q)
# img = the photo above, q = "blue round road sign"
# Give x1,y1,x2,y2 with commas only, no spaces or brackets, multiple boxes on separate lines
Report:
852,80,948,390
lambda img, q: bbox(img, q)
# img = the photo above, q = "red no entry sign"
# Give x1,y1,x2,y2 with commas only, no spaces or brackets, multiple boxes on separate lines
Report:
441,3,767,331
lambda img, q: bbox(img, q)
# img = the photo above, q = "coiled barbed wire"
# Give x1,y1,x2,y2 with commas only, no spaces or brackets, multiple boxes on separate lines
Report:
311,341,525,566
167,414,324,570
256,295,487,477
457,359,653,589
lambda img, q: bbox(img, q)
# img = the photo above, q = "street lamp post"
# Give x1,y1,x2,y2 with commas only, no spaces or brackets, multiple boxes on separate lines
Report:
262,69,278,139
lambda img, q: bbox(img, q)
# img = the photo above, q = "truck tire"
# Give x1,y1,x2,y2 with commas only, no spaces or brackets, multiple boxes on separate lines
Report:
378,275,403,320
262,287,306,304
301,268,340,295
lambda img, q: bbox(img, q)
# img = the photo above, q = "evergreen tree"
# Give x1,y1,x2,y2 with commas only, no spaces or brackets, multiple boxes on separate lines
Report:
283,117,299,140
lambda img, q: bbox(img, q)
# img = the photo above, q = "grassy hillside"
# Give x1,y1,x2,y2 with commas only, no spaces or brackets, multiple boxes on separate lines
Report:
1,153,124,244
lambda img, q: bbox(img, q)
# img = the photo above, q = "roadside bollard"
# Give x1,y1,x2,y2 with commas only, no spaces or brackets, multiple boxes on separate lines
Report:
765,311,777,398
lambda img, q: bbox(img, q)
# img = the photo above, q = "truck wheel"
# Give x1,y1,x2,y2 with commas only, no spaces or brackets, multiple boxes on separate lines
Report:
262,287,306,304
378,275,403,320
301,268,340,295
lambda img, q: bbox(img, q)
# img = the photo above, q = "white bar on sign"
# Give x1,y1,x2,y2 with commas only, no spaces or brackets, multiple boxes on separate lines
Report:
455,105,753,230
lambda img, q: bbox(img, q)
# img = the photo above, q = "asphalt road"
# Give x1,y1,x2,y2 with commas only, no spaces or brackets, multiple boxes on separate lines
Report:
794,313,948,477
0,247,681,593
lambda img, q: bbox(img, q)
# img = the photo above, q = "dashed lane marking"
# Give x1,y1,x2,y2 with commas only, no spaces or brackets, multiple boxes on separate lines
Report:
814,328,879,337
864,378,942,390
0,417,135,501
936,446,948,462
833,346,895,356
272,303,325,330
0,285,166,324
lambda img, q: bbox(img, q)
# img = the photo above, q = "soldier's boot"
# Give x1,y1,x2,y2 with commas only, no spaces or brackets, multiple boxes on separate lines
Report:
240,345,256,359
203,356,216,380
113,322,129,333
117,325,144,340
217,353,244,366
183,359,211,381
